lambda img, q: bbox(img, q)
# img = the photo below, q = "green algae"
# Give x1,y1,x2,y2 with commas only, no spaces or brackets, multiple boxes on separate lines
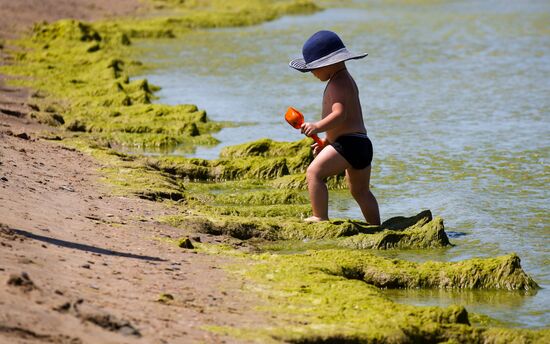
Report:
146,146,453,250
110,0,320,40
1,1,318,151
157,293,175,304
144,138,344,188
103,165,186,201
144,138,346,190
202,203,311,218
3,18,219,149
2,0,547,340
62,137,188,201
339,216,450,250
214,139,311,180
163,207,452,251
319,250,538,291
213,189,308,206
208,248,547,343
177,237,195,249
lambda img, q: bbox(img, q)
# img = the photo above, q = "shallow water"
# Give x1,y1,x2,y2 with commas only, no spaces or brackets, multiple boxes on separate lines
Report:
136,0,550,328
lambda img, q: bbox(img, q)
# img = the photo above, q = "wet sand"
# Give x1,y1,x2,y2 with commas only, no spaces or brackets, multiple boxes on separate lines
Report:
0,1,269,343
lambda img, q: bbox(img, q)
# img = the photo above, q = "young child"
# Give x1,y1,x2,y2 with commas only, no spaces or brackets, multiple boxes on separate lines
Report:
289,30,380,225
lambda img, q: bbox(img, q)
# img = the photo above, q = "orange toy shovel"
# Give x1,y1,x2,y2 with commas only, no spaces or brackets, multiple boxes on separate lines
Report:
285,107,324,147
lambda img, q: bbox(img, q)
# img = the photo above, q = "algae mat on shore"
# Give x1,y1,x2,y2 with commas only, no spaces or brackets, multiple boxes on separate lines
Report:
143,138,452,250
0,0,318,149
1,0,548,342
64,135,548,343
213,249,546,343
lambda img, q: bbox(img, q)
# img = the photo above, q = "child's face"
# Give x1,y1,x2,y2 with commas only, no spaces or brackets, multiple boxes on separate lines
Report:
311,67,330,81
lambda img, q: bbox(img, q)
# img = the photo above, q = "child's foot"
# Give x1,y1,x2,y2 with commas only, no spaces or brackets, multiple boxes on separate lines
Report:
303,216,327,223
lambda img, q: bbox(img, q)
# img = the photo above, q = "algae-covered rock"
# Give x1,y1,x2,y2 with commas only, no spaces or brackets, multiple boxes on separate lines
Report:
146,138,346,188
149,139,313,181
66,119,87,132
177,237,194,249
220,138,313,173
101,162,186,202
165,210,452,250
339,214,451,249
210,156,292,180
32,20,101,43
215,139,312,179
324,250,539,291
164,215,280,241
157,293,174,304
379,209,433,230
219,138,344,180
29,111,65,126
220,138,281,158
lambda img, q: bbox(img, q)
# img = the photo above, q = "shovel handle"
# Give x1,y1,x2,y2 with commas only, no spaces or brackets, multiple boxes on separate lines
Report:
311,134,324,147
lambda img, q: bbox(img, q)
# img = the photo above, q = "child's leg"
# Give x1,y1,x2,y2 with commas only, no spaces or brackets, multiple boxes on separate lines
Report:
346,166,381,225
305,145,349,221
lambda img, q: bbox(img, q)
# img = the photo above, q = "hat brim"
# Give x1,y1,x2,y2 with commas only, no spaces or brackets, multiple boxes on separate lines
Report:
289,48,368,73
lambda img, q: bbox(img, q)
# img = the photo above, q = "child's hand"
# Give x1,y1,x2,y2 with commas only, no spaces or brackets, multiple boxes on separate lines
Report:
311,139,326,157
301,122,320,137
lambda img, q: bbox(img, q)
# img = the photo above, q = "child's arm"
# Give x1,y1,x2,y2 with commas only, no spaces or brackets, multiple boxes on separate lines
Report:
301,102,345,137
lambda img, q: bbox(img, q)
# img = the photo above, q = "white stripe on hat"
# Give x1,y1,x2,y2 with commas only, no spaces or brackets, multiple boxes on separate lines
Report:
305,47,350,68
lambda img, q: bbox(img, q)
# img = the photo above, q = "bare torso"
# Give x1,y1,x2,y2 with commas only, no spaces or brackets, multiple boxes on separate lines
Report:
321,69,366,143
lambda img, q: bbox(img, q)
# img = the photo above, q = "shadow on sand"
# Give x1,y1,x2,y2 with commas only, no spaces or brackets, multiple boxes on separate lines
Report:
13,228,166,262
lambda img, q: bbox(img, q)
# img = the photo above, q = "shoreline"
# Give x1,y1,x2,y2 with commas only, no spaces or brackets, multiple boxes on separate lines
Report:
1,0,549,343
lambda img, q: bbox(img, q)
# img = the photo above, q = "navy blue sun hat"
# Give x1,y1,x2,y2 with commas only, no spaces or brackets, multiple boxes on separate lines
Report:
289,30,368,72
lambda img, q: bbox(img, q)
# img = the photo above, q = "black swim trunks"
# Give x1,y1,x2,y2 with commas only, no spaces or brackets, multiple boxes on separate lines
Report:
331,133,373,169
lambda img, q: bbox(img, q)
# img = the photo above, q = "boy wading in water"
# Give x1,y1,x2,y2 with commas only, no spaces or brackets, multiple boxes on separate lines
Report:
289,30,380,225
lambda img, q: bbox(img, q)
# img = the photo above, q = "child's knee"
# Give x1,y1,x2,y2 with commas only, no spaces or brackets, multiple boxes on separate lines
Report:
306,165,322,182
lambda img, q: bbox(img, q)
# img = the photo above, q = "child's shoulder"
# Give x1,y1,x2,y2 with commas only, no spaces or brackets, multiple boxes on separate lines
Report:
326,73,356,97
